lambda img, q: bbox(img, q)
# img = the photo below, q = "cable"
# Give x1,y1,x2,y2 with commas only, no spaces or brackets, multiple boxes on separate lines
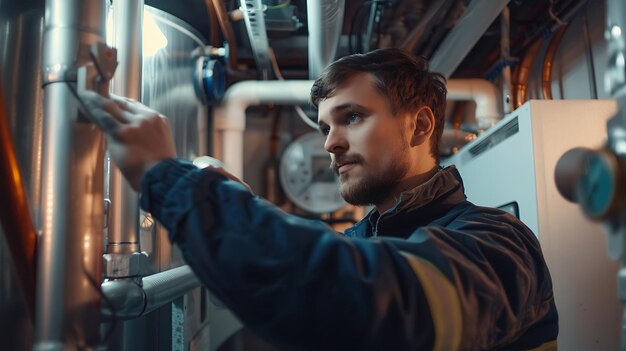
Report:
549,0,568,26
267,0,291,10
268,47,319,130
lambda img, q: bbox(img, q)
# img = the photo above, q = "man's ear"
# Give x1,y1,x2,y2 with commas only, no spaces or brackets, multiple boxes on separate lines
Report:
411,106,435,147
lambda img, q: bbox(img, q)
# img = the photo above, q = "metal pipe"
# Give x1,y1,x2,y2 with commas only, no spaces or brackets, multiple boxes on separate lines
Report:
514,39,544,108
542,25,568,100
362,1,378,53
307,0,345,79
430,0,511,78
35,0,107,349
447,79,503,130
215,79,502,179
205,0,221,47
107,0,143,256
501,6,513,113
214,80,315,178
101,265,202,320
400,0,453,54
582,13,598,99
0,77,37,320
207,0,239,69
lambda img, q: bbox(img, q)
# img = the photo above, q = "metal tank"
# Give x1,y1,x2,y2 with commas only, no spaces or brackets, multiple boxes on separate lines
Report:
0,1,215,349
0,0,44,349
105,5,215,350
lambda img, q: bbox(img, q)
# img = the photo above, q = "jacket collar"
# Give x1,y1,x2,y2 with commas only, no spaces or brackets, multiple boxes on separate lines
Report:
345,165,467,238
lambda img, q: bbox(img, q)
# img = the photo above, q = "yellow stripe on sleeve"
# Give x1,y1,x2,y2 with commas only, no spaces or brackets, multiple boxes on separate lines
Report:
400,251,463,351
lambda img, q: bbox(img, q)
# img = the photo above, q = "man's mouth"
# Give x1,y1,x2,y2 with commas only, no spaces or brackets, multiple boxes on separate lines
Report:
332,157,362,175
337,162,357,175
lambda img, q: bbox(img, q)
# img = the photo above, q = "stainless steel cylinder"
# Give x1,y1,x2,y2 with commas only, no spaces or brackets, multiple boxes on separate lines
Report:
34,0,107,348
106,0,143,256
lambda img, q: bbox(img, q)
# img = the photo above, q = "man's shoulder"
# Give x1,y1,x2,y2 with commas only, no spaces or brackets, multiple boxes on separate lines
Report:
442,201,536,238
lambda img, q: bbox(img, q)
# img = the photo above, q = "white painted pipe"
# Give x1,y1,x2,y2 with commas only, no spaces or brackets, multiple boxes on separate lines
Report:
213,80,315,178
446,78,503,130
214,79,502,178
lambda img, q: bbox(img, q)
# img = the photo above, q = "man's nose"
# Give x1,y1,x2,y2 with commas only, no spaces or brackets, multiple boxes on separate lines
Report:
324,128,348,155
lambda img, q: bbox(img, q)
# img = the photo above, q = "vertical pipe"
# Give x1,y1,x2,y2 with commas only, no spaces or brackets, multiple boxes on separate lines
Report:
107,0,143,256
500,6,512,114
515,39,544,108
35,0,106,349
0,77,37,320
582,13,598,99
307,0,345,79
542,26,568,100
207,0,239,69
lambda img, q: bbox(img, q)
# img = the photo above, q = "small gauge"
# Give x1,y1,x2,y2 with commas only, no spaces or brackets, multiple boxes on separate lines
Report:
279,132,345,214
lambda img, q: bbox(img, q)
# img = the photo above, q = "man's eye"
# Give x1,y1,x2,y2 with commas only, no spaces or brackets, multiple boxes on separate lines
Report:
321,127,330,136
348,113,361,124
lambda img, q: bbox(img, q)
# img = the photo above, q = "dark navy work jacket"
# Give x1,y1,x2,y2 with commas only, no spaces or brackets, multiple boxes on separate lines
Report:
141,159,558,351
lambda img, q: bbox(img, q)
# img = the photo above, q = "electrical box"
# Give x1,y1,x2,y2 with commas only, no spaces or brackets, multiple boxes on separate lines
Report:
444,100,620,350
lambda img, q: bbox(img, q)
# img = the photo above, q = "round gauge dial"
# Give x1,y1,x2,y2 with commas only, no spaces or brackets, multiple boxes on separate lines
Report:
279,132,345,214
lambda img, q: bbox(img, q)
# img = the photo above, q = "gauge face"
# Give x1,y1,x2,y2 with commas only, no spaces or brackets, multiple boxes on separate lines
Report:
279,132,346,214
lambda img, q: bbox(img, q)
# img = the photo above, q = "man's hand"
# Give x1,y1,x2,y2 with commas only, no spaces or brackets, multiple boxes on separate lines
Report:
78,91,177,192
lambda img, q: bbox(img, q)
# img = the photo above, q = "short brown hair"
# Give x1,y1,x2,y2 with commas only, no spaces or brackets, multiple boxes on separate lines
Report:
310,48,447,163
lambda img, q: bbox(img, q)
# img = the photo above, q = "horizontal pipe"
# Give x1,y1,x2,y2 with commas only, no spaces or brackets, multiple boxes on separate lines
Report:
101,265,202,320
214,78,502,181
446,79,503,130
214,80,314,177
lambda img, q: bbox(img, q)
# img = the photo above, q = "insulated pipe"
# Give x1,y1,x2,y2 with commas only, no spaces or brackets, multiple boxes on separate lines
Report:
35,0,107,349
307,0,345,79
213,80,315,178
542,26,568,100
214,79,502,178
446,79,503,130
101,265,202,320
107,0,143,256
0,79,37,320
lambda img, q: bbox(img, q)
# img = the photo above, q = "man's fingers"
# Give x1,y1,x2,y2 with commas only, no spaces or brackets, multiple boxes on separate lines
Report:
110,93,160,117
76,91,129,139
79,90,134,124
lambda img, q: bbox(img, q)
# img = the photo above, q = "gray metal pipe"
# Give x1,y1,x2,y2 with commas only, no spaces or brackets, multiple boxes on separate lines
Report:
34,0,107,349
307,0,344,80
101,265,202,320
106,0,143,256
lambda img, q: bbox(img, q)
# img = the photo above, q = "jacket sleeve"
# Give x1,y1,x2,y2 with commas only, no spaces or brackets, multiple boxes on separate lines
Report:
379,207,558,350
140,159,554,351
141,159,437,350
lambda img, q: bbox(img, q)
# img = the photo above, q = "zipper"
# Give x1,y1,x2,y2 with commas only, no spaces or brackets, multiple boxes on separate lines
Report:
372,203,399,237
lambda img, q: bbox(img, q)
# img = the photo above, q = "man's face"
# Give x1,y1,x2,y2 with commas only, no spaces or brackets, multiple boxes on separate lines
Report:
317,73,411,206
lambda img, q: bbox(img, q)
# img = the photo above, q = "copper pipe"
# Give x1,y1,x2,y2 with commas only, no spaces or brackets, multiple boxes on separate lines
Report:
542,26,568,100
206,0,221,47
515,39,544,108
206,0,239,69
0,82,37,320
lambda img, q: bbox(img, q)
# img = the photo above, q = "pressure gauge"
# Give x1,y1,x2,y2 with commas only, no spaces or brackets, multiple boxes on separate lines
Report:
279,132,346,214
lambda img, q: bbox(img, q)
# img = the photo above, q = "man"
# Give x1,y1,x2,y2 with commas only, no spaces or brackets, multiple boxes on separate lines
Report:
81,48,558,350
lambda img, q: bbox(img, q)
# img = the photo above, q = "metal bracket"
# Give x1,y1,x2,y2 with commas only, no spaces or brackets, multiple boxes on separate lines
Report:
240,0,271,80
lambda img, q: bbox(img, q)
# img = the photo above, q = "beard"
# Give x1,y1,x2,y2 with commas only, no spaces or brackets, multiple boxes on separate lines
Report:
337,154,409,206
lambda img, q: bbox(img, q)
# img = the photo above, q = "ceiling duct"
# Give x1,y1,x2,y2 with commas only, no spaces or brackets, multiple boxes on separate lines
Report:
307,0,345,80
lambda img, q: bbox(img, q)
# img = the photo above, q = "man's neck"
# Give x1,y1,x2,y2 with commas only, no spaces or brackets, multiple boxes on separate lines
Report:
374,165,439,214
